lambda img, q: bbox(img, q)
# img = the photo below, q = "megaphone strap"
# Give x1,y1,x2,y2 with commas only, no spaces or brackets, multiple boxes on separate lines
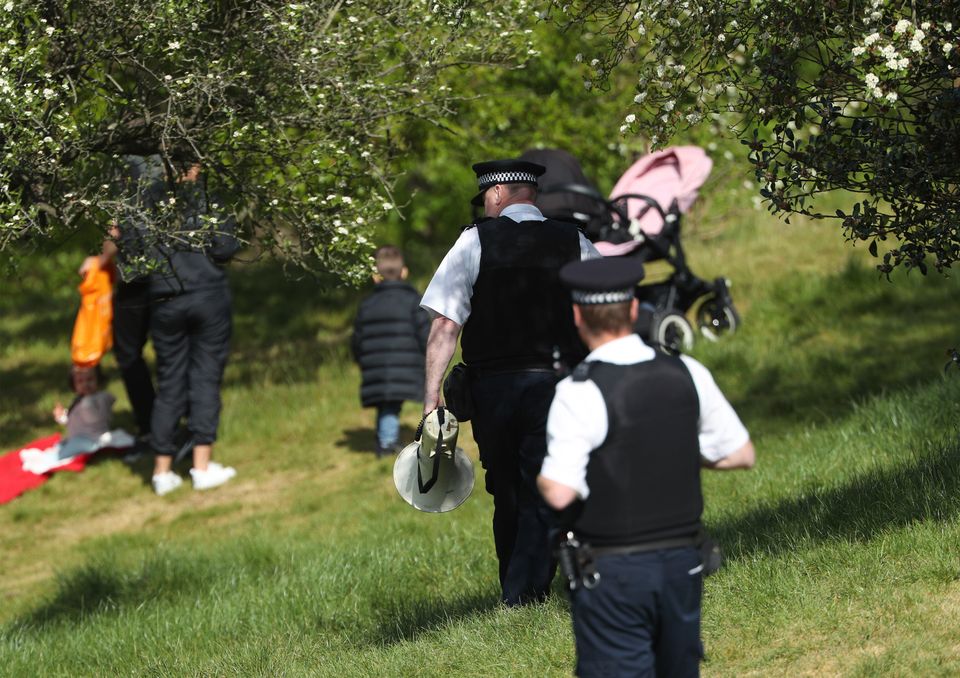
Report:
417,406,447,494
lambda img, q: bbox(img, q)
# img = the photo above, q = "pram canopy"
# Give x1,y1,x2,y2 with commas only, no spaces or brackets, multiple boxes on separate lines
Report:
609,145,713,237
520,148,608,234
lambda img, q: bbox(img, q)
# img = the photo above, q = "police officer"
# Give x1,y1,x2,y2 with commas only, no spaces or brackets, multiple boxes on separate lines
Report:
537,257,755,676
420,158,600,606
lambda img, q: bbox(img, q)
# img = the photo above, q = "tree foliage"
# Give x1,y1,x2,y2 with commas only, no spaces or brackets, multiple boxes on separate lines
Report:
383,16,647,252
554,0,960,274
0,0,536,280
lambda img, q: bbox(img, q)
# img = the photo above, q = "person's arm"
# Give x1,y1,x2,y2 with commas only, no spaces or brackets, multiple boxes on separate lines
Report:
680,355,755,472
538,377,607,510
423,315,461,414
537,476,580,511
579,232,602,260
79,231,119,276
702,439,755,470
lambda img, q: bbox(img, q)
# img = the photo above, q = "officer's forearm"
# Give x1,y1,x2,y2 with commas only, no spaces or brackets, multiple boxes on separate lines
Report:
423,315,460,413
703,440,756,470
537,474,579,510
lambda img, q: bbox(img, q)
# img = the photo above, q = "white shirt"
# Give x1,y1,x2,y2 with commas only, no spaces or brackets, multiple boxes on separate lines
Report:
420,203,600,324
541,334,750,499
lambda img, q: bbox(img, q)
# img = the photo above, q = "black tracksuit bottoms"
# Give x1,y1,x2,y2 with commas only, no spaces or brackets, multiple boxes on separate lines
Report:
113,280,155,436
149,285,232,457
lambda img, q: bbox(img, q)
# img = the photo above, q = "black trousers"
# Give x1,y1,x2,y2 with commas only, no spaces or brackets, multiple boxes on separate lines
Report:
149,286,232,457
470,369,559,606
113,280,155,435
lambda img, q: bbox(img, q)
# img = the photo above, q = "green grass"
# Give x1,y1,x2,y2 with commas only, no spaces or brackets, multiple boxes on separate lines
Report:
1,189,960,676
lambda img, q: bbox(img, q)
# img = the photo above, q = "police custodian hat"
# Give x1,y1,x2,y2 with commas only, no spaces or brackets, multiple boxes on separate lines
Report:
560,257,645,305
471,159,546,206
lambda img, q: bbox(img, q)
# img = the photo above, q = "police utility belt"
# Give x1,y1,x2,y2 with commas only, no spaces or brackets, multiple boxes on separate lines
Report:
556,530,723,591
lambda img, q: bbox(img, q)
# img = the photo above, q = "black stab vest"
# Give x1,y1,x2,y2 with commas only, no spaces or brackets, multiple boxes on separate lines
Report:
461,216,585,370
573,355,703,547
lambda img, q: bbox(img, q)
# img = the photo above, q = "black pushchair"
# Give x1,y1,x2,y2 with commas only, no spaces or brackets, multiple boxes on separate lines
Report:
521,146,740,354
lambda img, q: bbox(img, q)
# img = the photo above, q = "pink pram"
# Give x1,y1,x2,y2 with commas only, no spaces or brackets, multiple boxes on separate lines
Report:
525,146,740,353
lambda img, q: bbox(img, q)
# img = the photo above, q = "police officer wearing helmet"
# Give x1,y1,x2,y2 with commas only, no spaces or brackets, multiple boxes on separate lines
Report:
538,257,755,677
420,158,600,606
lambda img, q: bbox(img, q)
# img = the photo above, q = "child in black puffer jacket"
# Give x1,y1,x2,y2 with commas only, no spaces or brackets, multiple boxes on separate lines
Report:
351,245,430,457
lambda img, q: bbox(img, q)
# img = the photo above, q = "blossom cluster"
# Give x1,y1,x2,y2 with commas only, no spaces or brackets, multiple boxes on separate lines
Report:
0,0,539,280
557,0,960,272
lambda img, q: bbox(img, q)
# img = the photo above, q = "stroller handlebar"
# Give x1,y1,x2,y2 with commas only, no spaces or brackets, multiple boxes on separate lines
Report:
609,193,668,222
540,182,669,227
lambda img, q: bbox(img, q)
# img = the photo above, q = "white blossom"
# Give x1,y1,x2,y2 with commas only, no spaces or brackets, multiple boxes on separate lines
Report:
864,32,880,46
885,91,898,103
625,113,636,123
894,19,912,34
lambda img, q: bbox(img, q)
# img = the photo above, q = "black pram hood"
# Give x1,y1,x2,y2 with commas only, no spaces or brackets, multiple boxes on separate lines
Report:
520,148,607,236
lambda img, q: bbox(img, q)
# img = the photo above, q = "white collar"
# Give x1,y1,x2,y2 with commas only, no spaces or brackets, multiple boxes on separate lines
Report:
500,203,546,222
585,333,656,365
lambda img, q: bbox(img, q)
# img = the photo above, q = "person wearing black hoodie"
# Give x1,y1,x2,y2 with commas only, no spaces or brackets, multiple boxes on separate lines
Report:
146,162,240,496
351,245,430,457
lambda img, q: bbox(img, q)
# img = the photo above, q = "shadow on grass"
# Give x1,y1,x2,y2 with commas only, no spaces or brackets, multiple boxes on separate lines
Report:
712,436,960,560
357,591,499,646
225,261,365,387
709,259,960,436
336,424,418,455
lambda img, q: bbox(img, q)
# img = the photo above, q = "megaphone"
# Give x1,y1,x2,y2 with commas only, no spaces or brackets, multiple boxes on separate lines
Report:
393,406,474,513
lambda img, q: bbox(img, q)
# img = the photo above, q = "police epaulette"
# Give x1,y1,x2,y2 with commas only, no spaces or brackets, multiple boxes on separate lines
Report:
571,362,592,382
462,216,493,231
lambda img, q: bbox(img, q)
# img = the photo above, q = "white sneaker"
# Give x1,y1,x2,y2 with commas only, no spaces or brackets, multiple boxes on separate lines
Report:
190,462,237,491
152,471,184,496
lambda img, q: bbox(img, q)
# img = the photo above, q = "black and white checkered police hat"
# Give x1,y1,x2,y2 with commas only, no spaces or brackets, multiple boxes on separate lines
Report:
559,257,645,305
471,159,546,206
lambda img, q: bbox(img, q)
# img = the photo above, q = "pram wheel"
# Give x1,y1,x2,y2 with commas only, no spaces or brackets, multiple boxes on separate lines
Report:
651,311,696,354
696,296,740,341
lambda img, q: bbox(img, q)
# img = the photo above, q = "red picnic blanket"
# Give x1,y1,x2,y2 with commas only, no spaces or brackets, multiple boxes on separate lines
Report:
0,434,94,505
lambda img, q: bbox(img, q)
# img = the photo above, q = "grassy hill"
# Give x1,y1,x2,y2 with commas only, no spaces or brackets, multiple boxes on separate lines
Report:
1,183,959,676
